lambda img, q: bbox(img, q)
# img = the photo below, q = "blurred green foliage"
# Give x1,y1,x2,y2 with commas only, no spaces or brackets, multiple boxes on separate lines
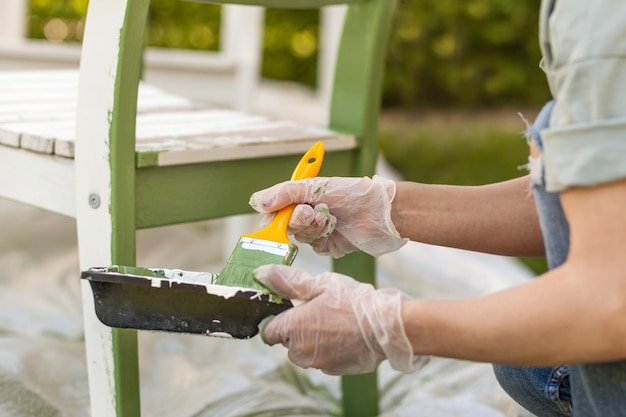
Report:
379,112,528,185
147,0,222,50
261,9,318,88
385,0,550,108
27,0,319,89
28,0,549,109
378,111,549,275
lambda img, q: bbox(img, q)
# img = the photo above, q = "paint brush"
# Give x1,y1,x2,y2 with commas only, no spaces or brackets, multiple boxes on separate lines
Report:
215,141,325,292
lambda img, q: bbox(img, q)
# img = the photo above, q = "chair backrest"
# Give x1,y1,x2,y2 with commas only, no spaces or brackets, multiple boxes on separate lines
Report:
75,0,396,172
142,4,265,111
203,0,397,175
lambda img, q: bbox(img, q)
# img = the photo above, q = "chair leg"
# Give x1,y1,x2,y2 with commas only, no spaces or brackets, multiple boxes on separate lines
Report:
75,0,145,404
81,285,141,417
76,168,141,416
334,252,380,417
341,373,379,417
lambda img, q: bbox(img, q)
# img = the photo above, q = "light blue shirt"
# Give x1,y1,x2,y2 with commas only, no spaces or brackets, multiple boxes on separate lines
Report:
539,0,626,192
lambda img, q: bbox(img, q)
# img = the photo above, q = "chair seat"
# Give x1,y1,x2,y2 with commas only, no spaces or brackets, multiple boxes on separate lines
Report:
0,69,356,168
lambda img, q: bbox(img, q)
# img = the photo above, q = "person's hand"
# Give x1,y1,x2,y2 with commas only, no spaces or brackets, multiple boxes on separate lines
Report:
249,175,408,258
255,264,429,375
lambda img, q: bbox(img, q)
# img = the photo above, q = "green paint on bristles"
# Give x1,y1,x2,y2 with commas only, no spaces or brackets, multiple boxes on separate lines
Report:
216,239,298,294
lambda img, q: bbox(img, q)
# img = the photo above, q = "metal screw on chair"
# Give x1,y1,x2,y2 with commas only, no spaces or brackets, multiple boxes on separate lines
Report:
88,193,101,209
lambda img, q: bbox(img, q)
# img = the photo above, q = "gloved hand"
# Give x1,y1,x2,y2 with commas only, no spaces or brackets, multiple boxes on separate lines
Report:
255,264,429,375
249,175,408,258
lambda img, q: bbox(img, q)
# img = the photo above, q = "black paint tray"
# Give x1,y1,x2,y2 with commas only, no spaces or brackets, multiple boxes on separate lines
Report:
81,265,292,339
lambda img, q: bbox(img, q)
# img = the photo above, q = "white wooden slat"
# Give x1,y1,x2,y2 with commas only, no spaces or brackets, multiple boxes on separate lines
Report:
135,94,195,112
21,132,55,154
0,84,192,104
0,127,20,147
0,69,357,166
0,118,75,151
0,94,192,118
0,109,76,124
179,123,354,152
0,80,78,94
0,69,78,82
134,119,355,165
1,119,76,136
6,110,260,156
134,109,243,124
0,90,78,104
55,140,74,158
0,78,77,107
0,74,76,88
0,97,195,155
0,73,75,83
136,113,268,137
0,70,194,117
0,100,77,115
154,129,356,166
135,120,296,152
1,104,356,161
57,111,354,160
0,69,187,100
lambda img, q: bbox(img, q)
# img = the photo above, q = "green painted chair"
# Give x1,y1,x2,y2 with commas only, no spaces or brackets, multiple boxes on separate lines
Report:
1,0,397,416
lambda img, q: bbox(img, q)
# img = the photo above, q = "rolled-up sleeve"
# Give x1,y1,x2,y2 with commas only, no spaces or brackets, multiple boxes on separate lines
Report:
540,0,626,192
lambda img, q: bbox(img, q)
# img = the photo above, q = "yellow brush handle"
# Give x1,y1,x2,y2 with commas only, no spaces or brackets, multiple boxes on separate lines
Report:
244,141,325,244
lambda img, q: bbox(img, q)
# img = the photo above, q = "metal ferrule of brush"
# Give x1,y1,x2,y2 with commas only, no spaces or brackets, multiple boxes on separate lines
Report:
241,237,298,261
229,237,298,268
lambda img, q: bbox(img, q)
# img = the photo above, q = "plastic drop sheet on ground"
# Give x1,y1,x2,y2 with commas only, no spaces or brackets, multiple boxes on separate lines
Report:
0,194,536,417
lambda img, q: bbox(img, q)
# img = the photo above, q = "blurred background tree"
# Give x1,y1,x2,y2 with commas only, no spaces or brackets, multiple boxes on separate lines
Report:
27,0,320,89
385,0,550,108
28,0,549,109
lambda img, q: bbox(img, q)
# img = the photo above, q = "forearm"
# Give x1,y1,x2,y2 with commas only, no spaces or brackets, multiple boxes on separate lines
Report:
392,175,545,257
402,261,626,366
402,179,626,366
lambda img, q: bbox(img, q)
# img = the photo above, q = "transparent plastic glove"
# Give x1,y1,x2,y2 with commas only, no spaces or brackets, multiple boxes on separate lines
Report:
255,264,429,375
249,175,408,258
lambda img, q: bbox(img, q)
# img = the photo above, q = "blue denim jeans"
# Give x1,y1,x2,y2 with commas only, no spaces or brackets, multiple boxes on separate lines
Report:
492,101,626,417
